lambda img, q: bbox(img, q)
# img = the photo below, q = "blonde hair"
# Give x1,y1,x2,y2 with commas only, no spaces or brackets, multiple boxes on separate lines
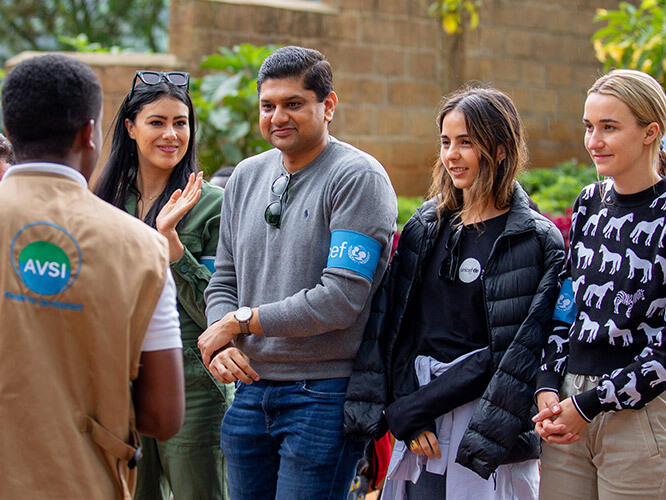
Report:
588,69,666,175
428,86,527,225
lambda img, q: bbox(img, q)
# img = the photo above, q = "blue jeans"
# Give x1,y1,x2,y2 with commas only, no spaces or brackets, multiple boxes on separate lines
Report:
220,377,363,500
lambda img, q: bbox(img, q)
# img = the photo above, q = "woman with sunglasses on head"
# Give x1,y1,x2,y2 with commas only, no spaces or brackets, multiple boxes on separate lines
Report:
95,71,230,500
352,87,564,498
534,70,666,499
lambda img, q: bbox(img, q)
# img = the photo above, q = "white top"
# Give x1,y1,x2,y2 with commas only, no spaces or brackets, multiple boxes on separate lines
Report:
382,350,539,500
142,270,182,351
5,162,182,352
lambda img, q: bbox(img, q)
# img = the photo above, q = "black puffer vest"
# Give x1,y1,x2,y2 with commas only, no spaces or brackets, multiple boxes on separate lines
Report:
345,183,565,479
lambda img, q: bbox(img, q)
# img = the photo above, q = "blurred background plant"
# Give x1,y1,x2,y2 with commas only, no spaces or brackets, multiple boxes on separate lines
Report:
397,195,425,231
191,43,276,177
428,0,482,34
0,0,168,62
592,0,666,86
519,159,599,249
519,159,598,214
57,34,126,53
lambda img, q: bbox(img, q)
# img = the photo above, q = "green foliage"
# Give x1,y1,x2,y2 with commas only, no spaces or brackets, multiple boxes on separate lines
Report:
592,0,666,85
395,161,595,232
0,0,168,62
397,195,425,231
191,44,276,177
0,68,4,129
428,0,481,34
57,34,126,53
518,159,599,216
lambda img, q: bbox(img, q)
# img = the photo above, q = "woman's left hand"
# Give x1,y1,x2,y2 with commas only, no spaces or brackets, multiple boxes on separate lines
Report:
156,171,203,262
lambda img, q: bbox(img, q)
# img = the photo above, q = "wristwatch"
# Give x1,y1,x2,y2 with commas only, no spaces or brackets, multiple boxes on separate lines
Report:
235,306,253,335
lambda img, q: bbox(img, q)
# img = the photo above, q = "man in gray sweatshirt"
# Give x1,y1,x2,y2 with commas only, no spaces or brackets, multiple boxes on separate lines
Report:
199,46,397,499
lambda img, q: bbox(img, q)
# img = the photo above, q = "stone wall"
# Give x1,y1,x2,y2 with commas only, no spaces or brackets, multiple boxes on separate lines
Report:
461,0,622,169
5,0,622,195
168,0,621,196
169,0,448,195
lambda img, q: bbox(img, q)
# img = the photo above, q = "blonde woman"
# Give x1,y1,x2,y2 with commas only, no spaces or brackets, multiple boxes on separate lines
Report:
535,69,666,499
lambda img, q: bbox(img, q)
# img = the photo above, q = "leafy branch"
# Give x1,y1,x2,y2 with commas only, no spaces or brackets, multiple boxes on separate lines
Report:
428,0,482,34
592,0,666,86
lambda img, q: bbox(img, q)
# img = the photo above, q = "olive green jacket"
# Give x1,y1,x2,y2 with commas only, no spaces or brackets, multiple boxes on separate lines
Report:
126,180,223,342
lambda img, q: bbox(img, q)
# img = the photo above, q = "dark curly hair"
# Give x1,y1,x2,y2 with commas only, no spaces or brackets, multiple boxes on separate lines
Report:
2,54,102,160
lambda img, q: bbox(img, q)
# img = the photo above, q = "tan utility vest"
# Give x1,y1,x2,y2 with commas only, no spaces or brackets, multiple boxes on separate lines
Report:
0,169,169,499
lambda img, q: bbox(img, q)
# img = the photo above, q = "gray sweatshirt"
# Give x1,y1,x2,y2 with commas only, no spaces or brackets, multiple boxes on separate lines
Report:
205,137,397,380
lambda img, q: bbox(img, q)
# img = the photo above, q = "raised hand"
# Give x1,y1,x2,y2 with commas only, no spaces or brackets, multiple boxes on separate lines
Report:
156,171,203,261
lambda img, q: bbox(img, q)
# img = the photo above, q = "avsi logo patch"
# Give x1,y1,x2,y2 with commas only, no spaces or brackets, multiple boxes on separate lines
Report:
19,241,71,295
11,222,82,296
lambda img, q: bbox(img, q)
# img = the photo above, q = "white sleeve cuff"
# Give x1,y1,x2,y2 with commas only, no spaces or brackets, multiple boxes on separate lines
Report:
141,269,183,352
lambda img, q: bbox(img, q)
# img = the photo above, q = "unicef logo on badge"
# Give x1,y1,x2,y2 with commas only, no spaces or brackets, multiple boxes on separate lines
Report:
10,222,82,295
556,295,572,311
348,244,371,265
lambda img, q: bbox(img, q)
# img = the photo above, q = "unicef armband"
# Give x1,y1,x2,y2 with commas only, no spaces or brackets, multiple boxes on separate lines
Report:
199,256,215,273
326,230,382,281
552,277,577,325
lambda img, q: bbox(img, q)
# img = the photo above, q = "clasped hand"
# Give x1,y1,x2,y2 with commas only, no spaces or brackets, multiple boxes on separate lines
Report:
197,311,260,385
533,391,587,445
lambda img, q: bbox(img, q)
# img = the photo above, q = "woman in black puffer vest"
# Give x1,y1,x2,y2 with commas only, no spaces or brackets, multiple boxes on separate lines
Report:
344,87,564,498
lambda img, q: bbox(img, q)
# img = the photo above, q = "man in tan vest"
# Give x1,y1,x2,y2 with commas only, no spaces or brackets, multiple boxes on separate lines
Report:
0,54,185,499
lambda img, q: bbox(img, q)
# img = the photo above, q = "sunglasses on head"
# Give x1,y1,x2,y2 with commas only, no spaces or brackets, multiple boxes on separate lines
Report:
264,173,292,228
128,71,190,100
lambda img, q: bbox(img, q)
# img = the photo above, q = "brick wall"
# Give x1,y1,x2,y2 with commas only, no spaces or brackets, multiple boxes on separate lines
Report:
462,0,622,170
169,0,448,195
168,0,621,196
5,1,621,196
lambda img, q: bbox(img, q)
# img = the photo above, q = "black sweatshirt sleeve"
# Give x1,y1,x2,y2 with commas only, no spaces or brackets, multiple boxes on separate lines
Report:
383,348,492,442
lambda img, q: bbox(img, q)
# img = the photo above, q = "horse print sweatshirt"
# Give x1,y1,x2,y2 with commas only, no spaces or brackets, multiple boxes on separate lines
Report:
537,178,666,421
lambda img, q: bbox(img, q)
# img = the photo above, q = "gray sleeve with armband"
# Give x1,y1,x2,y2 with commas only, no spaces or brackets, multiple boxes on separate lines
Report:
258,169,397,338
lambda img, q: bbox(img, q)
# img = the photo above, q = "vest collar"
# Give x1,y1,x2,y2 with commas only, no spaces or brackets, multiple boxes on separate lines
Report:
4,162,87,188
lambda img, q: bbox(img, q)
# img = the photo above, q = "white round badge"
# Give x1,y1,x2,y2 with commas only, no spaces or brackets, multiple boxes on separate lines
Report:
458,257,481,283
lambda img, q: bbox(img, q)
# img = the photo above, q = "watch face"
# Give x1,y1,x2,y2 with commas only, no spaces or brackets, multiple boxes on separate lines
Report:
235,306,252,322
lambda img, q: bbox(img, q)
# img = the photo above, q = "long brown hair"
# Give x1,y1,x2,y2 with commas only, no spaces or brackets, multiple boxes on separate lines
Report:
428,87,528,225
588,69,666,176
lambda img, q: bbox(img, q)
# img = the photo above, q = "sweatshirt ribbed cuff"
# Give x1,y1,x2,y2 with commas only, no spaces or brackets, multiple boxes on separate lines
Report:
536,371,562,394
572,388,602,422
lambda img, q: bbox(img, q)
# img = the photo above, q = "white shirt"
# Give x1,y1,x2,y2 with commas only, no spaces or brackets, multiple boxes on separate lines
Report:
381,350,539,500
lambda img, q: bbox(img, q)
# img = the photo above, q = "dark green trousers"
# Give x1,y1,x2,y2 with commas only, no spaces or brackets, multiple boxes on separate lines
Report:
134,345,234,500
